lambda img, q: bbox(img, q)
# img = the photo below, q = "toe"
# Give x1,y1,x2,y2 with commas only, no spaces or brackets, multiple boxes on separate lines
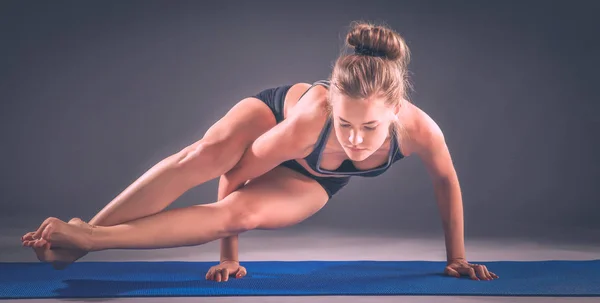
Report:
22,232,36,241
33,239,47,248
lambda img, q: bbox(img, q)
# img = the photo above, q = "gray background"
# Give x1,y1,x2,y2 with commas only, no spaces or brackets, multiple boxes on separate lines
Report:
1,0,599,244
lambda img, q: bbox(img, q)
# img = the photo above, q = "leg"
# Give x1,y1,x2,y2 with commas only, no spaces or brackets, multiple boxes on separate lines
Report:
22,97,277,265
87,97,278,226
23,97,274,236
33,166,329,252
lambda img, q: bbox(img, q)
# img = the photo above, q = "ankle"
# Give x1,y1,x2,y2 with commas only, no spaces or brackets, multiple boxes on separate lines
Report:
85,225,100,252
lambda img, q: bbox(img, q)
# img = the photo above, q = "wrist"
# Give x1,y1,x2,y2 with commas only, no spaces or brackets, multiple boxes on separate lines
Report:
447,257,466,264
220,258,239,263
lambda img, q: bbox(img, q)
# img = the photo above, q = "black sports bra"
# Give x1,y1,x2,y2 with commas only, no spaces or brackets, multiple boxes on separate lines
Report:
301,80,405,177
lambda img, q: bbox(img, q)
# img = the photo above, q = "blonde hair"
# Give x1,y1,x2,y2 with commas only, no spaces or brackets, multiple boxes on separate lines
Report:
328,20,412,141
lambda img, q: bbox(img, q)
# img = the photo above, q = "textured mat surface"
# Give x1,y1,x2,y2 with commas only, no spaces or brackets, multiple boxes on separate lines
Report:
1,260,599,299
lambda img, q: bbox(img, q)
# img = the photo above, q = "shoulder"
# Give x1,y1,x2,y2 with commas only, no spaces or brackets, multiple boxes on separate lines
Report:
404,104,459,181
404,103,446,157
284,82,329,113
282,82,330,153
283,81,329,120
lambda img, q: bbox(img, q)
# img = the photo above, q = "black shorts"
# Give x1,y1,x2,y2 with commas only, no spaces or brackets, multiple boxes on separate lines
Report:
251,85,351,198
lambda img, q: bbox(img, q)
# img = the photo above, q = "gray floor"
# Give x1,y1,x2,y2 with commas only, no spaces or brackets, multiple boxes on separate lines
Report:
2,226,599,303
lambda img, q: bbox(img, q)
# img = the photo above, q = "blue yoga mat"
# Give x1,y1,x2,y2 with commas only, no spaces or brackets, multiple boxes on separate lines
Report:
1,260,598,299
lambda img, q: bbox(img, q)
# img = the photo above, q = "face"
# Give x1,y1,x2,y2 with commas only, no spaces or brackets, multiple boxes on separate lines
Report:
330,93,398,161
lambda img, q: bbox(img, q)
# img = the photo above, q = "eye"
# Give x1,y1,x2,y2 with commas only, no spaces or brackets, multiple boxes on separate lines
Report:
364,126,377,131
339,123,351,128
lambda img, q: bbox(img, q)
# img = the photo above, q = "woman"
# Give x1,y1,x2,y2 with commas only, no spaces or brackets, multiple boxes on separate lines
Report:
21,21,498,282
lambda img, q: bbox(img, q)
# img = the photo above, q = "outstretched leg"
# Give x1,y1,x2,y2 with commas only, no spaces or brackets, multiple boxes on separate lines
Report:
28,166,329,253
22,97,277,265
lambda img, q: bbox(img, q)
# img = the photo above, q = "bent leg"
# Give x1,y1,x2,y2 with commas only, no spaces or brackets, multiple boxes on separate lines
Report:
87,97,277,227
35,166,329,252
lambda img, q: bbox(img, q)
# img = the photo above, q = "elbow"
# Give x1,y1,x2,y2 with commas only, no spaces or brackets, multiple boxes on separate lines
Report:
433,176,460,194
429,165,458,187
433,175,453,187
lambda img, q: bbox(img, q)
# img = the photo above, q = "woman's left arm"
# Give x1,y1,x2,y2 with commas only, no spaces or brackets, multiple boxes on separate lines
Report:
414,117,498,280
413,121,465,264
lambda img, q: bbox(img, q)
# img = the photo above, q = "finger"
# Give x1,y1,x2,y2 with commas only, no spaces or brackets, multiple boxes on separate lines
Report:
480,265,495,280
215,269,222,282
236,266,247,278
490,271,499,279
232,266,241,278
474,265,488,280
208,267,219,281
480,265,493,280
467,267,479,281
222,268,230,282
444,266,460,278
205,268,214,280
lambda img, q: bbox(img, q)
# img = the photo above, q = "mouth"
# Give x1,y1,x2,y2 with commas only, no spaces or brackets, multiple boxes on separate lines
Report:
346,146,365,151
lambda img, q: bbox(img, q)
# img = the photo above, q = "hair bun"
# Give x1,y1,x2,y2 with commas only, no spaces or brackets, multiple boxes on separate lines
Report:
354,44,386,57
346,21,410,66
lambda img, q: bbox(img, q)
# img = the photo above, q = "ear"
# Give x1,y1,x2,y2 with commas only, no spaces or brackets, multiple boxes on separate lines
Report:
391,103,401,118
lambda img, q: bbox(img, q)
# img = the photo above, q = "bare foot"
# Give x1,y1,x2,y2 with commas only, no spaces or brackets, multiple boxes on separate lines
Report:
22,218,93,269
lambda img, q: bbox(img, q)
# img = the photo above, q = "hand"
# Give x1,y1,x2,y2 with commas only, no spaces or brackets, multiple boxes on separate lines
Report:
444,259,499,281
205,260,247,282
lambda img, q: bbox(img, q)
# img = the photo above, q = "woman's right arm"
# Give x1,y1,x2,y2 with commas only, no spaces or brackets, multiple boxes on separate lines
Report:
221,113,315,189
205,109,321,281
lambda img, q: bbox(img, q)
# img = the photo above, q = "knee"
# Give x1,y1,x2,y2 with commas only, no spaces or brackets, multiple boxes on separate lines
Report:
220,197,261,234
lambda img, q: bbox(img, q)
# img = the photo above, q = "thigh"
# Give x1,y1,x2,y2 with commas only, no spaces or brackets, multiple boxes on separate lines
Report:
194,82,311,149
219,166,330,230
181,97,276,156
203,98,276,145
176,97,279,179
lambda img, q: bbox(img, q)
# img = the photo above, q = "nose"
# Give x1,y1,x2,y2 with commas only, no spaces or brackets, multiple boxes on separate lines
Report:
348,130,363,145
